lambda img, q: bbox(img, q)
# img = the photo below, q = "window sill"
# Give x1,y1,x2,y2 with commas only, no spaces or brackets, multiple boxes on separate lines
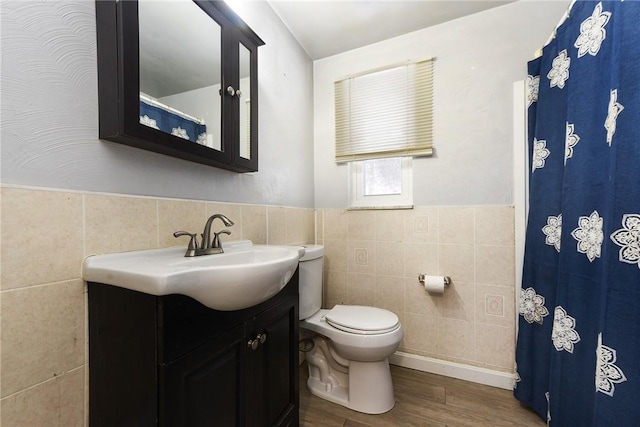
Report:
347,205,414,211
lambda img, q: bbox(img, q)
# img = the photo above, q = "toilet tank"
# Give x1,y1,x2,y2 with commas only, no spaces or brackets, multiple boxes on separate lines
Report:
298,245,324,320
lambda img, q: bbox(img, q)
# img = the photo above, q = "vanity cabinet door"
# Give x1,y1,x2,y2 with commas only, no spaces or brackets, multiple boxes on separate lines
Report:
246,299,299,426
161,324,247,427
88,272,298,427
160,298,298,427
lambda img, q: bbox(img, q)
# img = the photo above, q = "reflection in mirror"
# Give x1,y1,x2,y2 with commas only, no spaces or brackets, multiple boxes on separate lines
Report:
239,43,251,160
138,0,222,150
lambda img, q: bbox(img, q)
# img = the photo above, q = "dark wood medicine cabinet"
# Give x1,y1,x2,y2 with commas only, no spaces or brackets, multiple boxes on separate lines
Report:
96,0,264,172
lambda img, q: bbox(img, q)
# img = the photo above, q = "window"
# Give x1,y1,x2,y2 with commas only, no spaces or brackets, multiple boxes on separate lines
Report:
349,157,413,209
335,58,434,208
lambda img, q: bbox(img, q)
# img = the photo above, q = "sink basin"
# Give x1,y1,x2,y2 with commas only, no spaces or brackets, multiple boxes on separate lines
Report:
83,240,303,311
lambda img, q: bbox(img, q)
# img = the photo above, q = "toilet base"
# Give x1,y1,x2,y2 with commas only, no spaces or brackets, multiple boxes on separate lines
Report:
306,357,396,414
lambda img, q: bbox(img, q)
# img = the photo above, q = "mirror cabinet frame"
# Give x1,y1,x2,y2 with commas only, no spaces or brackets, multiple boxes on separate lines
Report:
96,0,264,172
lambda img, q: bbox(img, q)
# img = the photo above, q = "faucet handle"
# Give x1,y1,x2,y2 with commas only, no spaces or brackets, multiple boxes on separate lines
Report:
212,229,231,249
173,231,199,257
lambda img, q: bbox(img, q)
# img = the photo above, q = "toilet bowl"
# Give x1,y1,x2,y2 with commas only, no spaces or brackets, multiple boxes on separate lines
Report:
298,245,403,414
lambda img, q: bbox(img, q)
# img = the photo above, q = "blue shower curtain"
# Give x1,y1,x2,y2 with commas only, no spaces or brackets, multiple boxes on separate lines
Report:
515,1,640,425
139,100,208,145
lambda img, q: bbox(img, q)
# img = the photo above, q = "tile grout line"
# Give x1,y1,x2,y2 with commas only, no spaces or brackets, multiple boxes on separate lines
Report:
82,194,89,426
156,200,160,248
265,206,270,245
82,194,86,261
472,207,477,364
0,364,85,402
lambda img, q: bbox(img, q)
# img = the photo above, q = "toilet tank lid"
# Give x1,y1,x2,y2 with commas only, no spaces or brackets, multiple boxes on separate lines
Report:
300,245,324,261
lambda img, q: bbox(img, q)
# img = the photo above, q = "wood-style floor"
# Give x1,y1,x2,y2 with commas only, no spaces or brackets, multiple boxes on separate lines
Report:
299,363,545,427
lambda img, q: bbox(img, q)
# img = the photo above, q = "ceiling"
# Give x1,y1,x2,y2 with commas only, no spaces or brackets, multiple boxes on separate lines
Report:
138,0,515,98
267,0,514,60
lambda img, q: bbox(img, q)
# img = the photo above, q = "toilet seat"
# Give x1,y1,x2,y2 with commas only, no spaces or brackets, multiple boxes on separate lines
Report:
324,305,400,335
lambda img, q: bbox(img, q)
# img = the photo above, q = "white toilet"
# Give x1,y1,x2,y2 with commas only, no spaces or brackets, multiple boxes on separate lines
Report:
298,245,403,414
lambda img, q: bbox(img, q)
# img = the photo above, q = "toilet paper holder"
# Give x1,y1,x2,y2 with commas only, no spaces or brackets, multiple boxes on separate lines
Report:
418,274,451,287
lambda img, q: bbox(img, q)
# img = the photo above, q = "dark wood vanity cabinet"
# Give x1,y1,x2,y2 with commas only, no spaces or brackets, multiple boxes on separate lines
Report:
88,271,299,427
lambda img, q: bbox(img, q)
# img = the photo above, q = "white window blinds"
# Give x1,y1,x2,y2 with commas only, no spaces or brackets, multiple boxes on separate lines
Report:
334,58,434,163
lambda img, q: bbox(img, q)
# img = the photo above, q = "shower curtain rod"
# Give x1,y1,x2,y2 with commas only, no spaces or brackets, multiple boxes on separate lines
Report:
533,0,577,59
139,92,206,125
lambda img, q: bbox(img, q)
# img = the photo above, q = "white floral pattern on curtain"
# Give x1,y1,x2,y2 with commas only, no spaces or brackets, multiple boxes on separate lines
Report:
515,1,640,425
139,100,207,144
571,211,604,263
527,74,540,107
531,138,550,172
547,49,571,89
595,333,627,397
564,122,580,164
542,214,562,252
574,2,611,58
610,214,640,268
605,89,623,146
551,306,580,353
171,126,190,140
519,287,549,325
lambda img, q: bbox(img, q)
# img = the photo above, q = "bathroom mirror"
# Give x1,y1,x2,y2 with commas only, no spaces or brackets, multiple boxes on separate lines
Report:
138,0,222,150
96,0,264,172
238,42,251,159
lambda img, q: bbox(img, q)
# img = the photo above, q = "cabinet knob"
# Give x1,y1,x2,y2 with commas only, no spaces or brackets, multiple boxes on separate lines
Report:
247,333,267,350
226,86,236,96
257,333,267,344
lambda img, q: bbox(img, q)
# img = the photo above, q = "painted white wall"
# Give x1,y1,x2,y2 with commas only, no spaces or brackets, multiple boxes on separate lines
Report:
313,1,570,208
0,0,315,208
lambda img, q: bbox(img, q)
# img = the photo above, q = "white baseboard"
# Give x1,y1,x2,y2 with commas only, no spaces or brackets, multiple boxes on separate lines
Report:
389,351,515,390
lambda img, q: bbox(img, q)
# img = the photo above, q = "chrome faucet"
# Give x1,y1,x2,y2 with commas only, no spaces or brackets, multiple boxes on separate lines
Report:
174,213,234,257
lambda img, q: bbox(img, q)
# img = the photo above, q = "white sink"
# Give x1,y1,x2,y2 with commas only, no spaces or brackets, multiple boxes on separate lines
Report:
83,240,303,311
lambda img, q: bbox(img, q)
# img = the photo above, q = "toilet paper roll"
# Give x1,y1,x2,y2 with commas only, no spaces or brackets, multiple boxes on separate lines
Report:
421,275,448,294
